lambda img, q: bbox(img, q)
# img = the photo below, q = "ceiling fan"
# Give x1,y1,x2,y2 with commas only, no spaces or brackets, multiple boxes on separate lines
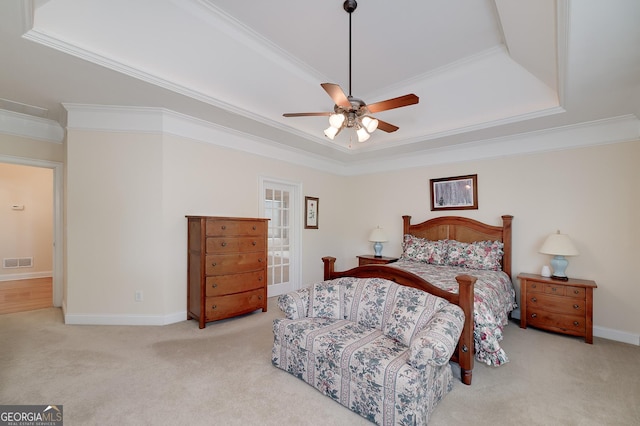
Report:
283,0,419,143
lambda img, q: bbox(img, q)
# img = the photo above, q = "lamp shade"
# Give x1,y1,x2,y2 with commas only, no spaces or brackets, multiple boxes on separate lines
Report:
324,126,340,140
356,126,370,142
539,231,579,256
361,116,379,133
329,113,345,128
368,227,387,243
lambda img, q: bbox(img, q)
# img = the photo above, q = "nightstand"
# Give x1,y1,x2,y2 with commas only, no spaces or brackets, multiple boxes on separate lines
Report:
518,273,597,343
357,255,399,266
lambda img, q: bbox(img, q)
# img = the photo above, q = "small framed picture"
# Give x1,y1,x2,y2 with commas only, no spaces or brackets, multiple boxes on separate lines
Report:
430,174,478,211
305,196,319,229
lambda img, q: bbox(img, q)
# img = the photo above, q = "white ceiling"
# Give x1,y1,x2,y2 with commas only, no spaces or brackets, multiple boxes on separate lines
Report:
1,0,639,167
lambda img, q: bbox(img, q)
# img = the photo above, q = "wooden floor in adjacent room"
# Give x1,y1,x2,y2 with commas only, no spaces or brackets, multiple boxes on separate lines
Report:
0,277,52,315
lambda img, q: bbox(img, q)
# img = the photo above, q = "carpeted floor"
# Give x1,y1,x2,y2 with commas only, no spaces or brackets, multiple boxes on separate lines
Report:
1,298,638,425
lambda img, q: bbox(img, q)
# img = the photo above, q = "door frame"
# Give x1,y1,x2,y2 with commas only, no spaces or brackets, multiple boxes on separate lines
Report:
259,176,302,296
0,155,63,308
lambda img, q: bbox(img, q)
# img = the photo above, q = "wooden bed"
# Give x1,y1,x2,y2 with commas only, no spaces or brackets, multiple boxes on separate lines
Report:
322,214,513,386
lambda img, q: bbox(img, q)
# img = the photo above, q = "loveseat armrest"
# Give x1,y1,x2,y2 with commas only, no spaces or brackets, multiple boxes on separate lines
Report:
277,287,311,319
408,304,465,368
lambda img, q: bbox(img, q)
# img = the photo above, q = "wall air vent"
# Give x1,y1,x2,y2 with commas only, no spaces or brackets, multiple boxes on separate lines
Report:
3,257,33,268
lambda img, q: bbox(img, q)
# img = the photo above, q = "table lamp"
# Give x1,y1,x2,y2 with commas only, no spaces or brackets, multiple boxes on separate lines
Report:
539,230,579,281
368,226,388,258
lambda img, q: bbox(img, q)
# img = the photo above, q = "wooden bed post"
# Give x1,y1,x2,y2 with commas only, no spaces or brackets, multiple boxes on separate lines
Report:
501,215,513,278
322,256,336,280
455,274,476,385
402,215,411,236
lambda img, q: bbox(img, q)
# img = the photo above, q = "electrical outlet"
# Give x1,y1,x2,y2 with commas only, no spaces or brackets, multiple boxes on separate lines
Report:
135,290,143,302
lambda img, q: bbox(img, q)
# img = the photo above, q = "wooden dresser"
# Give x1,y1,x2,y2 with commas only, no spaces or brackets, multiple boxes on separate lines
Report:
187,216,269,328
518,273,597,343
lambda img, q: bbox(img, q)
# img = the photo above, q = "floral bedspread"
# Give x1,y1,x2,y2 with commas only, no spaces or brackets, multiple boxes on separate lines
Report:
389,260,517,366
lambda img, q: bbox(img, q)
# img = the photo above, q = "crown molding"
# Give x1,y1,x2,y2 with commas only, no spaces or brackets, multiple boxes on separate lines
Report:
62,104,639,176
346,114,640,175
62,104,348,175
0,109,64,143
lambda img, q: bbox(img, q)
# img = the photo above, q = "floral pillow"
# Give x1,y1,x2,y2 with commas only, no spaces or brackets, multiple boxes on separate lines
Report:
446,239,504,271
401,234,448,265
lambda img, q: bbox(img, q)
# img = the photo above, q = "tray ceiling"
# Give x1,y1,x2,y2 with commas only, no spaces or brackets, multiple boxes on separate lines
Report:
1,0,639,167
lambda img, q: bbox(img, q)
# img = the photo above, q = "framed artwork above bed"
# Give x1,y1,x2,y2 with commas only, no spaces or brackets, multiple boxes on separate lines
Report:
430,174,478,211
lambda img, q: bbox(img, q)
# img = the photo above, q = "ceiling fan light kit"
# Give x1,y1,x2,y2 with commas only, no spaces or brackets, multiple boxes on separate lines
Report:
283,0,419,144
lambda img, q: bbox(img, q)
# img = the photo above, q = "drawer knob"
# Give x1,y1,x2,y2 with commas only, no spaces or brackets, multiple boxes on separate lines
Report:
221,225,226,230
221,242,227,247
573,290,580,294
212,283,218,288
252,241,257,246
258,258,263,263
532,284,537,289
531,297,537,303
551,287,558,292
212,305,217,310
462,344,469,353
530,313,537,318
258,276,263,281
252,225,256,230
258,295,262,300
211,262,217,267
573,304,580,309
573,321,580,326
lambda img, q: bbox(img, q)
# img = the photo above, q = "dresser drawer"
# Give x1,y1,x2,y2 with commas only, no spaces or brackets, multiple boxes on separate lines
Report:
565,286,586,298
528,293,585,315
206,237,265,254
544,284,565,296
526,310,585,335
527,281,544,293
206,253,265,275
205,289,265,321
206,220,266,237
205,271,265,296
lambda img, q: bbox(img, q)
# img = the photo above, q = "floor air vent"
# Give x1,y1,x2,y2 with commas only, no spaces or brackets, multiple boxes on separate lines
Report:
3,257,33,268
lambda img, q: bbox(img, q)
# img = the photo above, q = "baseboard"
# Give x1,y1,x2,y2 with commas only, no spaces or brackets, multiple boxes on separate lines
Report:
64,310,187,326
593,326,640,346
0,271,53,281
511,309,638,345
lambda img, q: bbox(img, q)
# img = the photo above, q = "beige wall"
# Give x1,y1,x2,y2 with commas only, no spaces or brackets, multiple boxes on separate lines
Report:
65,130,163,316
0,133,64,164
0,163,53,278
345,141,640,337
64,129,348,321
4,124,639,341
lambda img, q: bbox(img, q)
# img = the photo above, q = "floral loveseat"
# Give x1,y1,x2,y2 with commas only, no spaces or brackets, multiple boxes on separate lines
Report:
272,277,465,425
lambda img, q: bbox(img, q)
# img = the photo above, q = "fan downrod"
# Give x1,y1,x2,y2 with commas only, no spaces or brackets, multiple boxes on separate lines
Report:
343,0,357,14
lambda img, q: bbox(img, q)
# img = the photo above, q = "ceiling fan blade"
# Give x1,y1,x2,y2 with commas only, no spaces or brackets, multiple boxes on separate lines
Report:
320,83,351,108
366,94,419,114
376,119,399,133
283,112,332,117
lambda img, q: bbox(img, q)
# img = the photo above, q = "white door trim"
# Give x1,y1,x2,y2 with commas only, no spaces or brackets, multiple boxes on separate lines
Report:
259,176,302,295
0,155,63,308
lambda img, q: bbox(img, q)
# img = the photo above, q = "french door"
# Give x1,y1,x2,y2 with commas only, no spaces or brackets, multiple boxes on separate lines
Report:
260,178,301,297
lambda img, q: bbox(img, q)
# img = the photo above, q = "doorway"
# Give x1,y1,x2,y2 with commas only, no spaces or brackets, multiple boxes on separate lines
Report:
259,177,301,297
0,156,63,311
